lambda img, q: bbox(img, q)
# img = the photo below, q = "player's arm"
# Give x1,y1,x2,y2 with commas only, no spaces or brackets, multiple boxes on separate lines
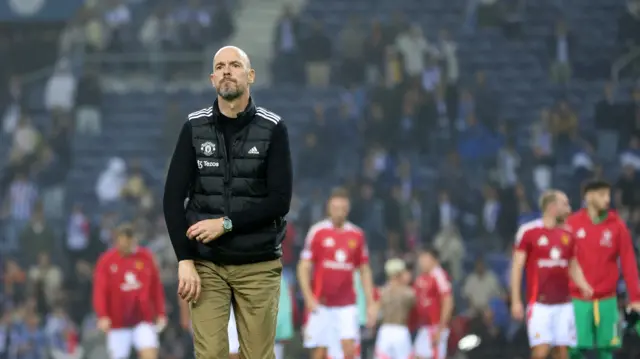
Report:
436,271,454,329
510,249,527,304
297,228,318,309
569,259,592,294
148,253,167,321
356,234,375,306
92,255,109,321
617,222,640,302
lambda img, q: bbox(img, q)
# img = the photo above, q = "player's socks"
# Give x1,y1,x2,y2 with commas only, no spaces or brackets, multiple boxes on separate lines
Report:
596,349,613,359
568,347,584,359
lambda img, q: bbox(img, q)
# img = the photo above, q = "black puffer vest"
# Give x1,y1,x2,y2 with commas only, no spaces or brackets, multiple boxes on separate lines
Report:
185,100,285,264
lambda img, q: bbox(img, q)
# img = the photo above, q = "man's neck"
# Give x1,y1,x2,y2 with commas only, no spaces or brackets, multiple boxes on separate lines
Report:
587,206,606,223
331,220,345,229
217,94,250,118
542,215,556,228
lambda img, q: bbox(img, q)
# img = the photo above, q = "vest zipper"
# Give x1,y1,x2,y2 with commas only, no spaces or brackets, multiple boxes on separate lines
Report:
215,129,232,215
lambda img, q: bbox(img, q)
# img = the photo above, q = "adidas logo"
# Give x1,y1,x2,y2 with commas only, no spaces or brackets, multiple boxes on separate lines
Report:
248,146,259,155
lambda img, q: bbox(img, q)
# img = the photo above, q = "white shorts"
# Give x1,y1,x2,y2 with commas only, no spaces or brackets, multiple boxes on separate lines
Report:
374,324,412,359
527,302,576,347
414,326,450,359
304,305,359,349
107,322,159,359
229,306,239,354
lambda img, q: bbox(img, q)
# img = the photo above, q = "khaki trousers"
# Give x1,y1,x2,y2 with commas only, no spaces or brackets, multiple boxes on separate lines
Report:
191,259,282,359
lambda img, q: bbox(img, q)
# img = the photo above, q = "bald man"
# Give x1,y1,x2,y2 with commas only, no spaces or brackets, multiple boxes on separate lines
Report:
163,46,293,359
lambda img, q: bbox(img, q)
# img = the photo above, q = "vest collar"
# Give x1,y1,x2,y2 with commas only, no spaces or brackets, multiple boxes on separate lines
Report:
212,96,257,121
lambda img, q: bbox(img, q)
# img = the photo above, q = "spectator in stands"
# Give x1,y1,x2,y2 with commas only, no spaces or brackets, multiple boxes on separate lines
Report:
147,217,178,286
211,0,235,45
19,204,56,265
383,185,404,253
350,182,385,251
476,0,502,28
1,75,24,135
44,59,77,115
514,182,537,225
48,110,73,175
594,82,622,160
64,260,94,326
550,99,578,153
296,133,326,179
436,29,460,89
34,146,66,219
430,189,460,232
473,71,499,130
272,5,302,84
84,9,108,53
421,55,441,94
479,184,507,248
620,135,640,170
17,313,47,359
462,258,504,316
571,139,596,184
457,113,501,162
531,108,554,193
121,158,153,210
139,5,178,53
615,165,640,225
103,0,132,52
547,19,574,85
2,172,38,254
301,21,332,87
174,0,213,51
363,20,387,85
3,259,27,304
618,0,640,54
95,157,126,205
395,24,433,79
456,89,475,131
433,225,465,282
338,16,367,85
496,139,520,189
75,67,102,135
28,252,63,311
9,115,40,165
45,306,83,359
623,87,640,136
502,0,524,40
65,204,91,268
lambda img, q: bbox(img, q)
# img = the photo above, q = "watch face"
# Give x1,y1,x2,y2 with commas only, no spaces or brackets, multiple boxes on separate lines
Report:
224,219,232,230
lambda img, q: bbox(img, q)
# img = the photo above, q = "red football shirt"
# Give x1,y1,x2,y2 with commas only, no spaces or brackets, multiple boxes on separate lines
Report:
300,219,369,307
515,223,576,304
93,247,166,329
414,266,452,326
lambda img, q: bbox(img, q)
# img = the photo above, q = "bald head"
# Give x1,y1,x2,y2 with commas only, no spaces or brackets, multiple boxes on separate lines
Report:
539,189,571,223
210,46,255,102
213,46,251,70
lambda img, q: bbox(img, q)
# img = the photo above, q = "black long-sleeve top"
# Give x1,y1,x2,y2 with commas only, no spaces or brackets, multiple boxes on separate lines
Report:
162,114,293,261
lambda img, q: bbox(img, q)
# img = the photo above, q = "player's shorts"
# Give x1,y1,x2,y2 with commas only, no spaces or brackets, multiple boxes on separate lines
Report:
304,305,359,349
107,322,159,359
374,324,412,359
572,297,621,349
414,325,450,359
527,301,576,347
229,306,239,354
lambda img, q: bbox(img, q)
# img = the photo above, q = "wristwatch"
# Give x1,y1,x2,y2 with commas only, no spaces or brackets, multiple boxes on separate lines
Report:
222,217,233,233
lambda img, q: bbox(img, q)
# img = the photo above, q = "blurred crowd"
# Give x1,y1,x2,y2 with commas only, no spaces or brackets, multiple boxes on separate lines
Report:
1,0,640,358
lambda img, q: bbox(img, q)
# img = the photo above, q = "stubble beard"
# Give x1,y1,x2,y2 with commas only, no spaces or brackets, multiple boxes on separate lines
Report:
218,83,244,101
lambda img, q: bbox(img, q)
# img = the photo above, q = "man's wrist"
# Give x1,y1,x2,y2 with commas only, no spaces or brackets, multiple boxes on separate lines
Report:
179,259,195,265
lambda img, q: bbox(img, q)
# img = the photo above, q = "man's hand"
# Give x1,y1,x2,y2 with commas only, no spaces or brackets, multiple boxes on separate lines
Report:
304,296,319,313
628,302,640,312
365,303,377,329
431,327,442,346
186,218,225,243
155,316,168,333
97,317,111,333
511,300,524,321
178,260,201,303
579,283,594,298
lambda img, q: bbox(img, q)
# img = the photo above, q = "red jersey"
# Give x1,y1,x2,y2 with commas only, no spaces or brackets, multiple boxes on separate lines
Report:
301,219,369,307
566,209,640,301
93,247,166,329
515,221,575,304
414,266,452,326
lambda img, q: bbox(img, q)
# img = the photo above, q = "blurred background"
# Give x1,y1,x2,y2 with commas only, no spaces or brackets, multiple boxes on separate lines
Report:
1,0,640,357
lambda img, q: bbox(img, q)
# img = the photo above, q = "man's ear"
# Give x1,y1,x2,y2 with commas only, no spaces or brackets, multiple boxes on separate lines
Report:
248,69,256,84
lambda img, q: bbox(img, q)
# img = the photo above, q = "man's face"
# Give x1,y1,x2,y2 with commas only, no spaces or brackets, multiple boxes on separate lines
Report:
418,253,435,273
327,197,350,224
587,189,611,212
554,193,571,223
210,48,255,101
115,234,134,253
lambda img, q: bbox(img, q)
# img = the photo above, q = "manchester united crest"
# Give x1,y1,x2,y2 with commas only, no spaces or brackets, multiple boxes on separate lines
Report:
135,260,144,270
561,234,569,245
348,239,357,249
